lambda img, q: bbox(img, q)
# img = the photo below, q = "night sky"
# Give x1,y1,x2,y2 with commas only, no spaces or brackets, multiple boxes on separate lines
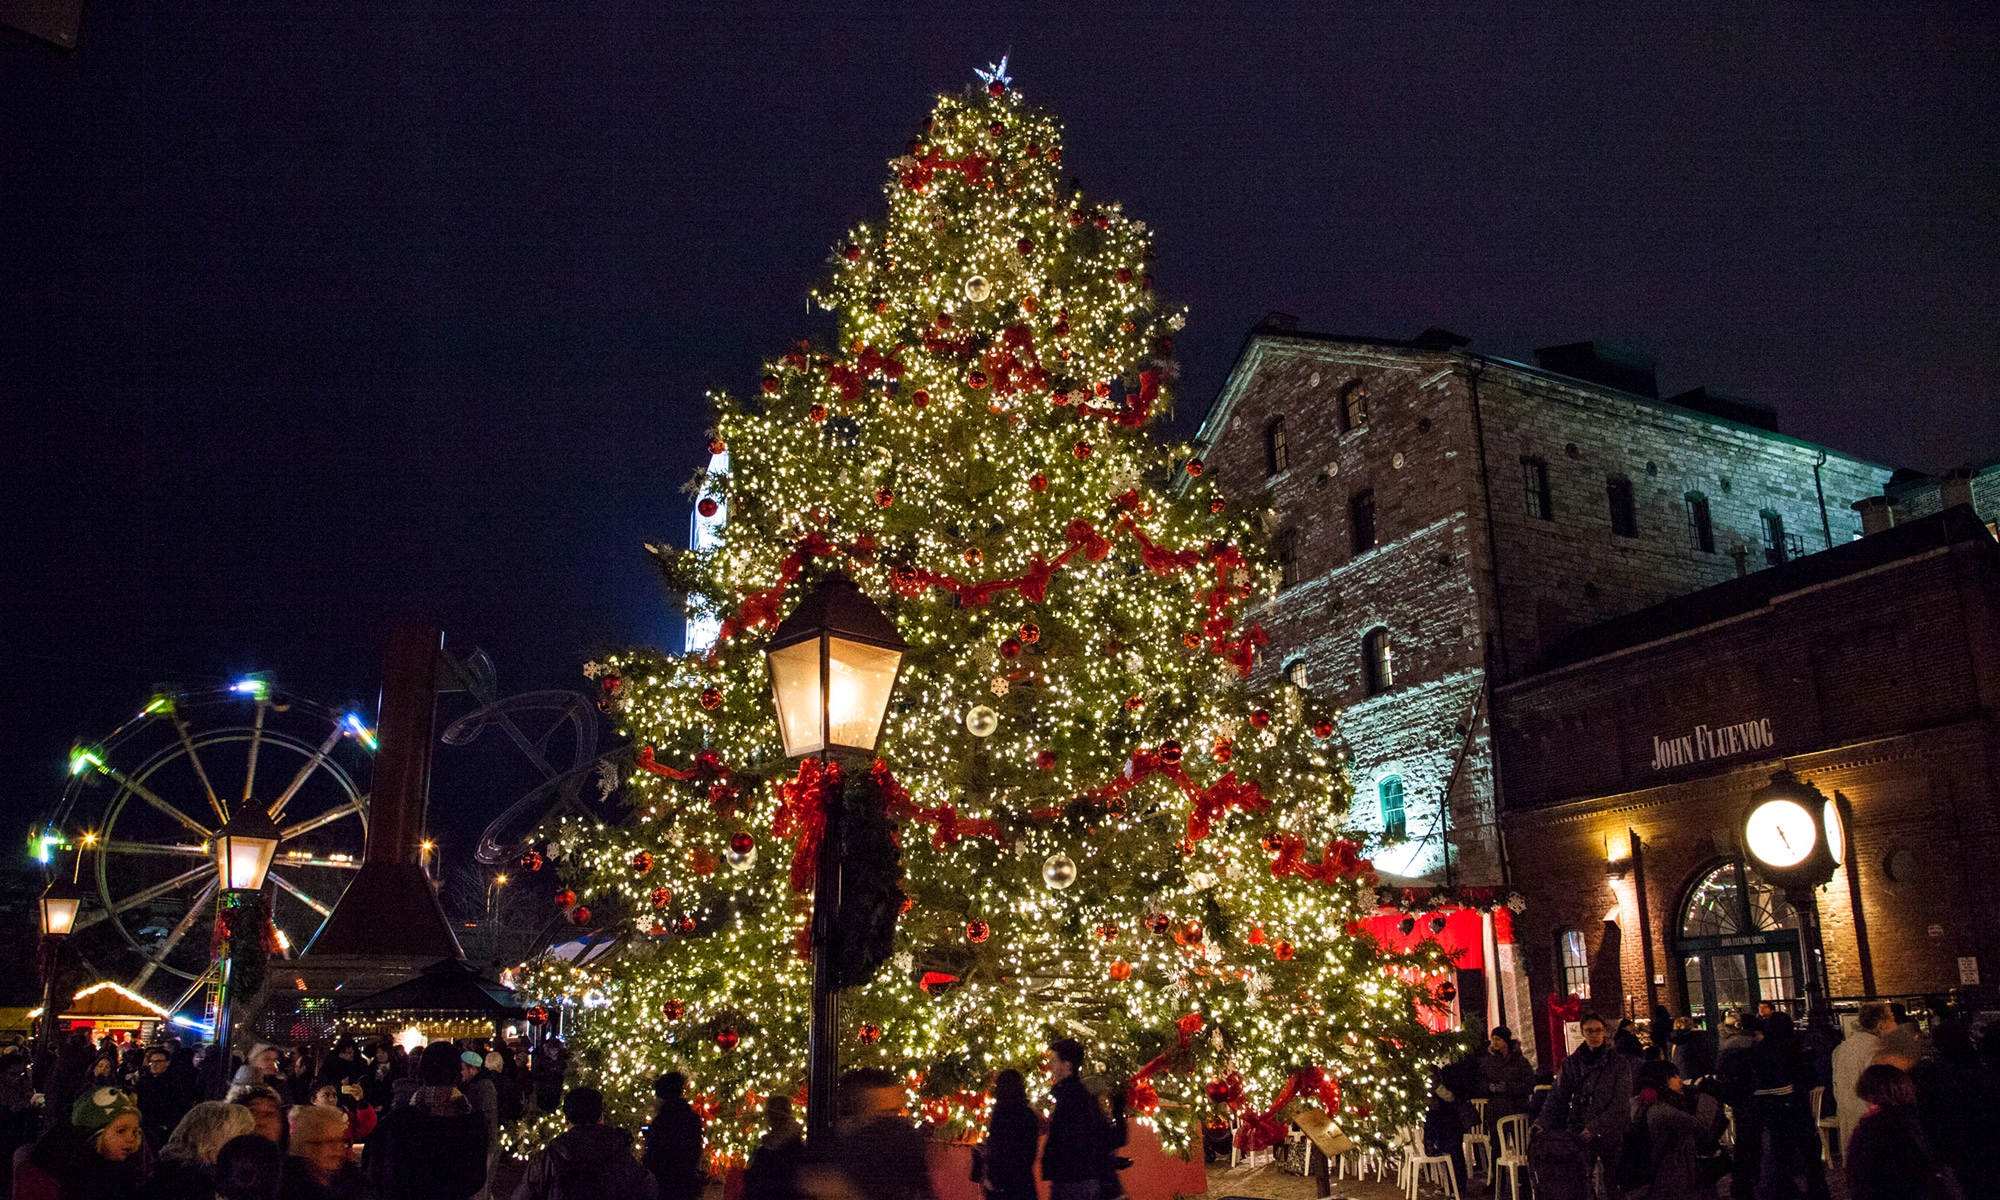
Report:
5,2,1996,855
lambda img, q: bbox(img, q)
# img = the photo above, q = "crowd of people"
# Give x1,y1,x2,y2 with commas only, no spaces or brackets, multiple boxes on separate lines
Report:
1462,999,2000,1200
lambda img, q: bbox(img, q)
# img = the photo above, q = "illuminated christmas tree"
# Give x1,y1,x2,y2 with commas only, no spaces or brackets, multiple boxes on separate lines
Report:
516,66,1458,1164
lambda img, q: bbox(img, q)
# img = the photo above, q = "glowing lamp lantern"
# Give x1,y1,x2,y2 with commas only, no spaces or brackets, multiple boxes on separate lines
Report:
39,881,82,938
765,573,907,759
214,805,282,892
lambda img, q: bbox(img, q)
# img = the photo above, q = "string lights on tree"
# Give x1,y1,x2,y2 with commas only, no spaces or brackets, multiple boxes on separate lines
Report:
511,68,1459,1167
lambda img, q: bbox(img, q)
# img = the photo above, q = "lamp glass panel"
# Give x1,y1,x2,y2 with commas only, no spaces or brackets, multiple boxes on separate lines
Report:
826,638,902,751
219,833,277,891
41,894,79,937
768,639,824,757
1823,799,1846,865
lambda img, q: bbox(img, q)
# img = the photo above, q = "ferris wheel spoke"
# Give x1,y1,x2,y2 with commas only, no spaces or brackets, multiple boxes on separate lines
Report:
103,840,210,859
240,698,269,805
281,799,366,841
74,862,217,931
172,717,230,826
94,763,213,840
133,878,218,992
268,870,332,917
266,724,344,823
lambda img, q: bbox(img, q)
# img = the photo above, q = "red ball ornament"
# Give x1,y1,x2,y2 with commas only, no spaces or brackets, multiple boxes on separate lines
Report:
1185,458,1204,477
761,375,780,394
858,1024,881,1044
1068,210,1085,227
1158,740,1183,765
571,906,592,925
630,851,655,874
1175,921,1204,946
1209,497,1226,514
1273,940,1295,961
967,369,989,390
1019,622,1040,643
936,312,953,328
1182,631,1202,649
1108,959,1132,982
697,497,719,518
809,404,827,422
1141,273,1155,290
519,850,544,872
708,437,726,455
965,920,990,943
1125,695,1144,711
1115,267,1133,284
875,487,894,507
1029,472,1048,492
911,389,930,408
1313,718,1335,739
1206,1079,1232,1103
1248,926,1267,946
843,245,861,262
1096,921,1120,941
728,831,755,858
1438,982,1458,1003
987,79,1005,96
716,1028,739,1051
1212,738,1235,763
963,546,983,565
676,915,697,935
1146,913,1172,935
1249,709,1271,728
699,685,723,710
526,1004,550,1024
1093,380,1111,398
661,999,685,1020
899,896,914,914
553,889,576,909
1073,442,1092,459
1093,213,1110,230
1035,750,1057,770
1000,637,1022,659
987,121,1004,136
1017,238,1034,256
651,887,672,909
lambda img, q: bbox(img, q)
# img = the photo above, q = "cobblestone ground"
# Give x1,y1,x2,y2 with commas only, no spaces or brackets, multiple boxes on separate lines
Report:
1203,1160,1411,1200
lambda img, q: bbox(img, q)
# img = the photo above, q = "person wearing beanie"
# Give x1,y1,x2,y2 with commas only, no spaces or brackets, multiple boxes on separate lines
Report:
361,1045,487,1200
20,1085,147,1199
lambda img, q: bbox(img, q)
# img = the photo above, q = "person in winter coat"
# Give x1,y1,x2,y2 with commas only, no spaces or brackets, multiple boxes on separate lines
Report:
511,1086,658,1200
808,1068,933,1200
1614,1020,1646,1059
18,1085,147,1200
1095,1084,1129,1200
1626,1060,1716,1200
137,1046,197,1148
214,1133,286,1200
1477,1028,1536,1121
1845,1064,1948,1200
1668,1018,1716,1084
530,1038,566,1114
1729,1011,1829,1200
1829,1002,1891,1161
140,1101,257,1200
641,1072,705,1200
1536,1012,1638,1200
361,1045,487,1200
1041,1039,1111,1200
742,1094,804,1200
979,1069,1040,1200
276,1103,374,1200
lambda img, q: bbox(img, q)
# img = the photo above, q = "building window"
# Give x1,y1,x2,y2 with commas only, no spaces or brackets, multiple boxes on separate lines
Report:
1607,475,1638,538
1378,775,1406,840
1522,457,1552,521
1276,527,1300,589
1684,492,1715,553
1349,489,1377,555
1340,383,1368,433
1266,417,1289,475
1287,658,1310,691
1762,510,1789,565
1558,929,1590,998
1361,626,1393,694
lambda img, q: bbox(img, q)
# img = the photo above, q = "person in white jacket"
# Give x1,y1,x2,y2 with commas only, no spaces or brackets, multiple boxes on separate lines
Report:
1828,1001,1892,1159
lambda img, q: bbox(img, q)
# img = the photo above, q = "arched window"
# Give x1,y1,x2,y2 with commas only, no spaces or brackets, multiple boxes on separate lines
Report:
1276,527,1300,589
1361,627,1393,694
1685,491,1715,553
1557,929,1590,998
1266,417,1289,475
1378,775,1406,840
1676,860,1805,1024
1607,475,1638,538
1286,658,1310,691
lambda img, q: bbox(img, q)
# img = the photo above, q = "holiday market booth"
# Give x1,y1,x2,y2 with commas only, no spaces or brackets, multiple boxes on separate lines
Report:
1362,889,1529,1044
32,981,173,1045
337,957,525,1045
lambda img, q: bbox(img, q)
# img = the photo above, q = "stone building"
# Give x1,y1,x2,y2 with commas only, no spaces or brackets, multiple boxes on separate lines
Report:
1495,505,2000,1051
1192,320,1892,887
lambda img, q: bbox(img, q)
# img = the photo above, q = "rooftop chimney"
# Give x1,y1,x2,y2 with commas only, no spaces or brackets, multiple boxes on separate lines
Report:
1534,341,1659,399
1852,495,1893,537
1939,467,1976,512
1665,386,1780,433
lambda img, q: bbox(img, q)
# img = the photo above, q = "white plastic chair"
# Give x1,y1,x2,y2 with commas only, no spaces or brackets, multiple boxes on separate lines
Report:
1812,1085,1840,1161
1462,1098,1491,1183
1492,1114,1530,1200
1399,1122,1462,1200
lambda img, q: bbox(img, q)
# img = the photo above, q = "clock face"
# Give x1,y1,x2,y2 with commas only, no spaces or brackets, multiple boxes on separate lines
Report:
1746,798,1817,869
1824,799,1846,866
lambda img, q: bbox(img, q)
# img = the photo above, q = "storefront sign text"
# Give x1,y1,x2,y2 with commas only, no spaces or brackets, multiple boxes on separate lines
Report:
1649,717,1774,771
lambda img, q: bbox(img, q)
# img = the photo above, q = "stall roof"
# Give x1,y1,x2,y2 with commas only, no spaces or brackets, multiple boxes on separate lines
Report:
339,957,520,1015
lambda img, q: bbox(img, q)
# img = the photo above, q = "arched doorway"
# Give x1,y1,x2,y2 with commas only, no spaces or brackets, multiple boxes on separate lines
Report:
1675,860,1805,1026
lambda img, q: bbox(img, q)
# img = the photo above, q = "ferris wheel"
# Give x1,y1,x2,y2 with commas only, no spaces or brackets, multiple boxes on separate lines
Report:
40,680,374,1007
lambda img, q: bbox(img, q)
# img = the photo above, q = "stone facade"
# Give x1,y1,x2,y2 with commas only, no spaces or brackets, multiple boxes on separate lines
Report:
1494,508,2000,1044
1193,327,1893,885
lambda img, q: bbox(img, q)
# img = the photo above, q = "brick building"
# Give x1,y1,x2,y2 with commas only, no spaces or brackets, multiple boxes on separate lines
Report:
1494,506,2000,1056
1192,321,1892,890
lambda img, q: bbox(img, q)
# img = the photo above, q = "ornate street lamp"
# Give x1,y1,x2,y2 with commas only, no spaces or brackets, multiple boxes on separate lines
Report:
39,881,82,939
210,804,281,1095
1741,770,1844,1024
764,573,906,1144
214,805,282,892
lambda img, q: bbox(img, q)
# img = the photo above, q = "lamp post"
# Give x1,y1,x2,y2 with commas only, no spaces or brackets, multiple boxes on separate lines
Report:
1740,770,1843,1025
763,572,906,1144
36,876,82,1131
210,804,281,1096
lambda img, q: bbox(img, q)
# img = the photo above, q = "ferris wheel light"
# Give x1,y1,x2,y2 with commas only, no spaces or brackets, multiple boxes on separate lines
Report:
142,695,173,717
342,714,378,751
68,748,102,776
230,678,271,700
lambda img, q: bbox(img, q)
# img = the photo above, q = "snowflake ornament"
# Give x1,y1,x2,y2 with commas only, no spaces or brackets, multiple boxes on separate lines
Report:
990,677,1010,696
973,56,1012,89
582,661,606,679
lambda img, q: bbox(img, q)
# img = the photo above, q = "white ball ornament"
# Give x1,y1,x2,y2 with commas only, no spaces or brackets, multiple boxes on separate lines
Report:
964,276,991,302
1042,853,1077,889
965,705,1000,737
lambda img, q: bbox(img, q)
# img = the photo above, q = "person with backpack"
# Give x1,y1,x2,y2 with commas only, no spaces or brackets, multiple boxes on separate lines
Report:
1041,1039,1111,1200
361,1045,487,1200
511,1086,657,1200
1535,1012,1638,1200
640,1072,704,1200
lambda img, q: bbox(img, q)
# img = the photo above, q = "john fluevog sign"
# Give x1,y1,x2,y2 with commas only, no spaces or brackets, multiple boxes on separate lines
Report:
1650,716,1775,771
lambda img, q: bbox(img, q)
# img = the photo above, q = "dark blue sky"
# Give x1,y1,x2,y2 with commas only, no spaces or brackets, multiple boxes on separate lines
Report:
5,1,1995,851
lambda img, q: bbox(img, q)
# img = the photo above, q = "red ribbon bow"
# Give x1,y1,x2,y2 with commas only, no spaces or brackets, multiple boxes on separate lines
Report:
770,757,842,894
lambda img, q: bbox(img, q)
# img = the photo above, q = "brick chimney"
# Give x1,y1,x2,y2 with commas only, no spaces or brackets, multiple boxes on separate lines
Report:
1939,467,1976,512
1852,495,1894,537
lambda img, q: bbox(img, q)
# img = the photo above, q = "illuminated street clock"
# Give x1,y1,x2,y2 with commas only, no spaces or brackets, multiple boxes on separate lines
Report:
1741,770,1841,889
